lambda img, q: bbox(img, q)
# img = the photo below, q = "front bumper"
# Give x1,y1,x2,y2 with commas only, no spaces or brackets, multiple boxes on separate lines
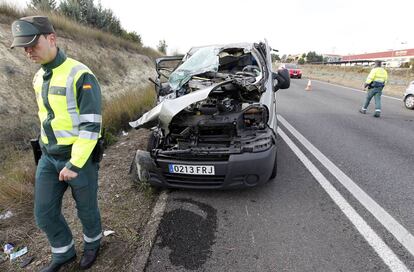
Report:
139,145,276,189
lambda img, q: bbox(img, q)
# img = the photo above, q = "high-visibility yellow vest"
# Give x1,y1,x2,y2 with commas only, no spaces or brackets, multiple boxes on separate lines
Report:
365,67,388,84
33,57,100,169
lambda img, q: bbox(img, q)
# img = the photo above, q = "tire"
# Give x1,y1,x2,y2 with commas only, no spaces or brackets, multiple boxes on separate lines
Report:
404,95,414,109
298,75,302,79
269,151,278,180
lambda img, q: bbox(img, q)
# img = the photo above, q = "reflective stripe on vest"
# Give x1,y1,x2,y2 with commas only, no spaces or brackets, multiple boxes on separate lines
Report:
33,58,93,145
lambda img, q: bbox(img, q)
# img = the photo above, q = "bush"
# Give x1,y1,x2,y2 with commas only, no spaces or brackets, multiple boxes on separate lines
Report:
102,86,156,136
0,147,35,209
59,0,123,37
29,0,57,11
306,51,323,63
157,40,167,54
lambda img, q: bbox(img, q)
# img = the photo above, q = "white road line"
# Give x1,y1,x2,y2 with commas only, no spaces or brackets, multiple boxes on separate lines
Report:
278,127,409,272
278,114,414,258
310,79,402,101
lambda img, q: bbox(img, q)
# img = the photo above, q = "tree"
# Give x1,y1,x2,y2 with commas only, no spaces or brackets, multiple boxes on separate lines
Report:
58,0,141,44
121,30,142,46
59,0,122,36
285,55,295,63
79,0,98,25
59,0,82,22
94,4,122,35
305,51,323,63
157,40,167,54
271,53,281,62
29,0,57,11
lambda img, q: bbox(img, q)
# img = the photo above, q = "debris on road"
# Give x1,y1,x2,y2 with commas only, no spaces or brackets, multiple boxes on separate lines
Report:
0,211,13,220
20,256,34,268
3,243,14,254
103,230,115,237
9,247,28,261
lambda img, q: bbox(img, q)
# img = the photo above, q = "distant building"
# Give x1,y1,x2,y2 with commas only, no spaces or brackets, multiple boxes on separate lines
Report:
342,49,414,67
322,54,342,63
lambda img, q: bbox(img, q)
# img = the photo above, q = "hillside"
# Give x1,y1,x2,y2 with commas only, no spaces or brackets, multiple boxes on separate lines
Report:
0,20,157,153
0,10,162,271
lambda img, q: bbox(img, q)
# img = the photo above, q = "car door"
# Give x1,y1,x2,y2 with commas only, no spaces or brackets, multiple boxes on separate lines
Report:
153,56,185,98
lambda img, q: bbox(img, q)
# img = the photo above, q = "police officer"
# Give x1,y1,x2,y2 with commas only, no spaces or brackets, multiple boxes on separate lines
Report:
11,16,102,271
359,60,388,117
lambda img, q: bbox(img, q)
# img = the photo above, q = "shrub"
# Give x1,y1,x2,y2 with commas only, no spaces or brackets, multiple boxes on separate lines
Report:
29,0,57,11
102,86,156,136
0,147,35,209
157,40,167,54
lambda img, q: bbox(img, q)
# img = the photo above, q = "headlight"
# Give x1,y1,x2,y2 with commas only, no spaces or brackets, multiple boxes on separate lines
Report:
243,105,269,128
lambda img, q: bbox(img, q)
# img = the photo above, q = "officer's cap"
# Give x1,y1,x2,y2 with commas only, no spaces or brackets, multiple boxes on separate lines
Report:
10,16,55,49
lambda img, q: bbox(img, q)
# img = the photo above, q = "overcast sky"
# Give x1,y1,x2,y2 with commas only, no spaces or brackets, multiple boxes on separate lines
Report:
12,0,414,56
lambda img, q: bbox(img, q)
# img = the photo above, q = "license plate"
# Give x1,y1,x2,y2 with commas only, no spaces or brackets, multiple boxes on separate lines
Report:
168,164,215,175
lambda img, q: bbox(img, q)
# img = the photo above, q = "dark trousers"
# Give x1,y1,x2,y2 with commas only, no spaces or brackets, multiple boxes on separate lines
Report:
363,87,383,111
34,152,102,263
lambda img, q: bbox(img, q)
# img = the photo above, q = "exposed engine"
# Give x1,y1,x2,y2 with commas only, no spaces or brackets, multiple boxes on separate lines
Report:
163,83,269,150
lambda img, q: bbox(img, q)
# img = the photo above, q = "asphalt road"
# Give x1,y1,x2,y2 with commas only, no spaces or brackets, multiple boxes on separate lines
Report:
145,79,414,272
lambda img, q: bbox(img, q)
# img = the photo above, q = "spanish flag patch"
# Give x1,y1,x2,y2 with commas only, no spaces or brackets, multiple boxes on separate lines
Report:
83,84,92,90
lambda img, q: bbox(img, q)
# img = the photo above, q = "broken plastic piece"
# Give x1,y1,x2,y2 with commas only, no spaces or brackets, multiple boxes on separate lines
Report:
10,247,27,261
103,230,115,237
20,256,34,268
0,211,13,220
3,243,14,254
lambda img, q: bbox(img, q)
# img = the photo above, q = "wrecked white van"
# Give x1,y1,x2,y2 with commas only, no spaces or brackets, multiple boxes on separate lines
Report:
129,41,289,189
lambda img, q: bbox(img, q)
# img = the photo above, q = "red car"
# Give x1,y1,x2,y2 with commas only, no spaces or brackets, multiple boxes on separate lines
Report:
285,64,302,78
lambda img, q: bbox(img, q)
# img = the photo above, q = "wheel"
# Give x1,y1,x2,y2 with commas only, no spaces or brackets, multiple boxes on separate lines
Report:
269,151,278,180
298,75,302,79
404,95,414,109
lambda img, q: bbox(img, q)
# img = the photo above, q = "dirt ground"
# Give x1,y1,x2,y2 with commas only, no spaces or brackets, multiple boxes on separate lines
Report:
0,128,158,271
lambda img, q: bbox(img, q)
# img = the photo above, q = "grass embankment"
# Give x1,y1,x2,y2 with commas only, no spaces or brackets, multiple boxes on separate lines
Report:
301,64,413,97
0,86,156,211
0,2,158,211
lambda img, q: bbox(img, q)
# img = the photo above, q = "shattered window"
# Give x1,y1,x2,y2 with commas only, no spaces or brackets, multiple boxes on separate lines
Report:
169,46,220,91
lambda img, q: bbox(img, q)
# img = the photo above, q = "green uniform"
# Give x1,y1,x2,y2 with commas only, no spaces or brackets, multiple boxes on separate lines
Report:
34,49,102,264
362,67,388,113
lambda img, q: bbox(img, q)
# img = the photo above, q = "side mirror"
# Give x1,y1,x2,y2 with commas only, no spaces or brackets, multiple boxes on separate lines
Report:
272,68,290,92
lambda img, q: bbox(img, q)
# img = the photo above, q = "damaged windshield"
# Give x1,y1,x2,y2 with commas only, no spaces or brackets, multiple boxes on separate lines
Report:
168,46,220,91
